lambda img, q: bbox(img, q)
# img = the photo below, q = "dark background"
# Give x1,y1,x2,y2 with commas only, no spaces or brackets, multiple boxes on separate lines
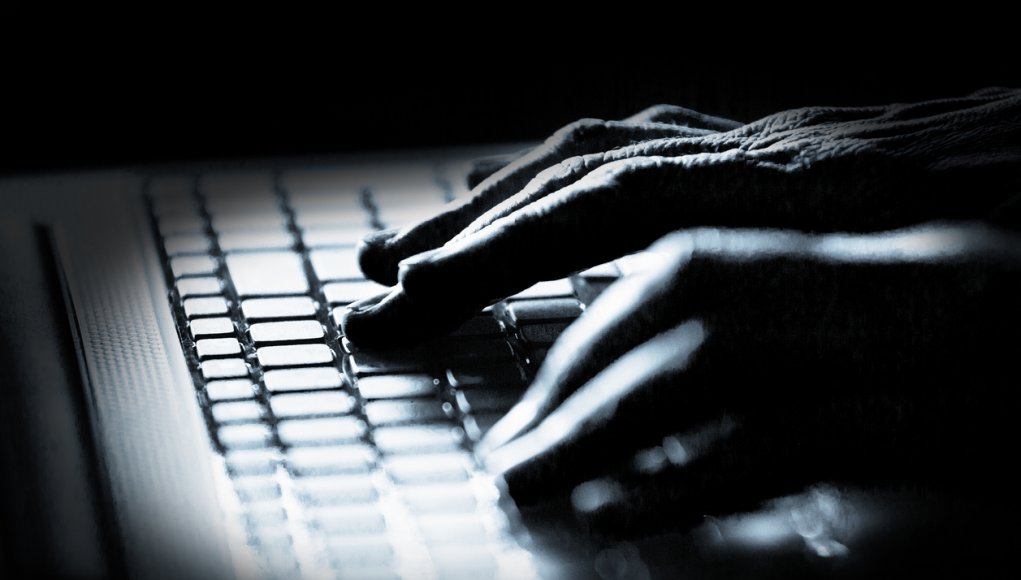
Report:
4,52,1018,174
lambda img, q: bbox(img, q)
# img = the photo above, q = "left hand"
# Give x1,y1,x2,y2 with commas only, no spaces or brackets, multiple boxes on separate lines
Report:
341,89,1021,347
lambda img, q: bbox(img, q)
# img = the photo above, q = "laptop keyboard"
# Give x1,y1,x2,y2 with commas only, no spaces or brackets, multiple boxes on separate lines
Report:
145,161,624,579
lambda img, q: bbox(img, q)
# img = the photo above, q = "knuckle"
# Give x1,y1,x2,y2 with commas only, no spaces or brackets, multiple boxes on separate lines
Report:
634,104,681,122
552,118,607,145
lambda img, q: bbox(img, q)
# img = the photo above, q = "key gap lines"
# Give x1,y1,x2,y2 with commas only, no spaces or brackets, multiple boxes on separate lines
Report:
194,176,288,454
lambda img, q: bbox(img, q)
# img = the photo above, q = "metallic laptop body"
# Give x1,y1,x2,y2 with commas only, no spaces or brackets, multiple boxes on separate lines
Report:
0,147,619,579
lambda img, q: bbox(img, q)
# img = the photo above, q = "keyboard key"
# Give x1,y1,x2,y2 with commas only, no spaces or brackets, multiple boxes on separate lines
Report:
310,249,363,281
245,504,287,527
212,213,288,232
218,423,271,449
211,400,263,423
284,169,364,200
226,252,307,296
200,172,276,196
177,277,222,298
377,207,445,228
454,388,522,415
356,375,438,399
164,233,211,255
189,317,234,338
295,475,377,505
206,379,256,401
252,531,293,551
201,358,249,380
257,344,334,367
302,226,374,248
322,281,386,305
348,347,432,376
159,214,206,236
249,320,324,344
196,338,242,358
371,170,446,202
578,261,620,279
278,417,365,446
263,367,343,392
431,545,498,576
241,297,317,320
183,297,230,318
149,176,194,199
234,476,281,502
504,298,582,324
314,505,386,535
364,400,447,426
447,315,503,338
204,199,281,221
444,361,524,389
171,255,218,278
519,322,571,345
286,445,374,476
572,276,617,307
292,207,368,229
384,453,470,484
225,448,279,476
152,201,197,222
400,484,477,514
507,279,574,300
417,513,490,544
432,339,513,365
270,392,355,418
326,536,394,568
219,230,295,252
373,425,464,454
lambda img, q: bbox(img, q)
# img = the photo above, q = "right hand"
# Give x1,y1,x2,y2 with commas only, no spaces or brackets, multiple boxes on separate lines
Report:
476,224,1021,537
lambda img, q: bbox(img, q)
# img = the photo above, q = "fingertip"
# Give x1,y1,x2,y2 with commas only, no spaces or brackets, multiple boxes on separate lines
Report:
476,399,541,459
570,478,625,516
356,228,401,286
338,290,396,349
484,429,573,506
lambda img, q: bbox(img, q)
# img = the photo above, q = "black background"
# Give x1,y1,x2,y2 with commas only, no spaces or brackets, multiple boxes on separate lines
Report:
4,46,1018,174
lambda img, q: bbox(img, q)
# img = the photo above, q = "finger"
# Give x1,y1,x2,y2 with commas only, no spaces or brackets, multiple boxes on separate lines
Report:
570,420,823,538
340,284,485,349
623,104,742,132
447,133,719,244
357,119,715,285
345,156,678,343
346,154,771,344
476,232,697,456
398,157,689,302
463,106,741,195
466,147,532,189
484,320,711,504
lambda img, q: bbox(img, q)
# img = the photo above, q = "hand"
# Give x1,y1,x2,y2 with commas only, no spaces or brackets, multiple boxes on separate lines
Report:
342,88,1021,347
479,224,1021,536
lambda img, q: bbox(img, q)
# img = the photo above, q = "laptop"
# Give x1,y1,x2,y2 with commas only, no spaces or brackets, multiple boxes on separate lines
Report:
0,147,653,579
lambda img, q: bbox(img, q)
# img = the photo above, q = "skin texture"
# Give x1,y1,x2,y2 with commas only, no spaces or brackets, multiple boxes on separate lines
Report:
340,89,1021,536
